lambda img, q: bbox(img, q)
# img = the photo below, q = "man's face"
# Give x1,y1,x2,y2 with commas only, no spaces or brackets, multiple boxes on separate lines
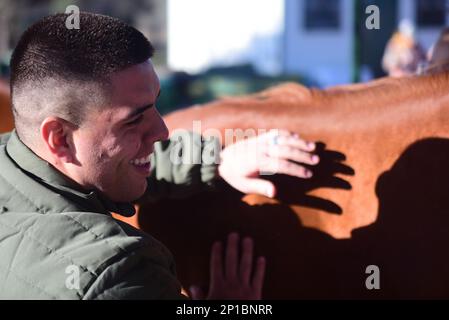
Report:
70,60,169,202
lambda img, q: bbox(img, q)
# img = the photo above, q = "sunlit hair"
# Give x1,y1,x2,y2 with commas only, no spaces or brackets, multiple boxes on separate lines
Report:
10,12,154,145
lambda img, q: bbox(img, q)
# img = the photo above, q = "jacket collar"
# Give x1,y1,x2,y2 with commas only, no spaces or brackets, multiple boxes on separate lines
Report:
5,130,136,217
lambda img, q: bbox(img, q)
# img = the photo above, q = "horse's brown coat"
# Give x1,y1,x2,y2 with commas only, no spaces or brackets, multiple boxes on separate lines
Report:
0,80,13,134
131,73,449,298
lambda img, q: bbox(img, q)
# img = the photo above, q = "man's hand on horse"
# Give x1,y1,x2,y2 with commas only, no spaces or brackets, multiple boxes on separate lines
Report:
218,130,319,198
189,233,266,300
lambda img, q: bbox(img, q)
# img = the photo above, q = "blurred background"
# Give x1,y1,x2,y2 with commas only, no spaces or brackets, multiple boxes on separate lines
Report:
0,0,448,115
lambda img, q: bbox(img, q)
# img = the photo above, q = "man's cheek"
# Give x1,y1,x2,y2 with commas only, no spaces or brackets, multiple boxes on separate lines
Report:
123,132,143,153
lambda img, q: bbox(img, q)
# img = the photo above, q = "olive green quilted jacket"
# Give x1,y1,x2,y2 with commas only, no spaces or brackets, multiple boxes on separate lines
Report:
0,130,219,299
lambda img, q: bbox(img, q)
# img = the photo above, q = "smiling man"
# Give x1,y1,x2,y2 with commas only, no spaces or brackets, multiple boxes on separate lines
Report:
0,12,318,299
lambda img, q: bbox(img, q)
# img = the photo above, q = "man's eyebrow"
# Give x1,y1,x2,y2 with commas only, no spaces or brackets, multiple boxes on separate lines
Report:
125,103,154,120
122,90,161,122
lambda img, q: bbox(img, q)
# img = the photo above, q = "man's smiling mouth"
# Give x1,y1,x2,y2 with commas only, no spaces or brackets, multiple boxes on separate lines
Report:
129,154,152,166
129,152,153,176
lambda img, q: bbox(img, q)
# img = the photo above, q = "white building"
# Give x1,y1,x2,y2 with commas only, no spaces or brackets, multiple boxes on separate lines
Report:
167,0,448,87
167,0,285,75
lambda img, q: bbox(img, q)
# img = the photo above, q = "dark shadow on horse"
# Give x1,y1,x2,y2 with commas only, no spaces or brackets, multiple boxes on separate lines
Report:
137,138,449,299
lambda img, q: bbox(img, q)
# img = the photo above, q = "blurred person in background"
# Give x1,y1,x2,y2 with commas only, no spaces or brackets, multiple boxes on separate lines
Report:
382,21,426,78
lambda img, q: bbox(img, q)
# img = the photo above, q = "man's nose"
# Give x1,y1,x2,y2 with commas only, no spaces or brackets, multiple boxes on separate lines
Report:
148,111,169,143
158,119,169,141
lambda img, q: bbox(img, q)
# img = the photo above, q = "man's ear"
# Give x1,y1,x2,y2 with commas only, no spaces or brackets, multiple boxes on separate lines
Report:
40,117,76,164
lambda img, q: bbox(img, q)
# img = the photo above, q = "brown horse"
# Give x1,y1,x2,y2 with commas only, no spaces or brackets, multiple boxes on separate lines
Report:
0,79,13,134
119,72,449,299
3,68,449,297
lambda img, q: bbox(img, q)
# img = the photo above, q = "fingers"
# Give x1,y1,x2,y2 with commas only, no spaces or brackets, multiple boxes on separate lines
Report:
209,241,223,290
266,145,319,166
252,257,266,299
224,233,264,288
235,177,276,198
217,129,319,196
273,130,316,152
225,233,239,279
239,237,254,284
259,130,319,173
214,233,263,285
264,129,316,152
206,233,266,300
259,158,314,179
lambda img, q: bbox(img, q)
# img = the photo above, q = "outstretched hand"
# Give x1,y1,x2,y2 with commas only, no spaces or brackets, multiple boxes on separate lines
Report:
189,233,266,300
218,130,319,198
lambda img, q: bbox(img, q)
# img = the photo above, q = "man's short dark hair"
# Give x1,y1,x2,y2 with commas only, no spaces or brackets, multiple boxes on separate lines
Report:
10,12,154,144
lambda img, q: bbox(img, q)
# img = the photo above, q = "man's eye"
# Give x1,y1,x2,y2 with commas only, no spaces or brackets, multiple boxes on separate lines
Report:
126,115,144,126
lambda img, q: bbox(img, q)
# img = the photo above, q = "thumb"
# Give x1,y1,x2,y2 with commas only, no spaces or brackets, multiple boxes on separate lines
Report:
239,178,276,198
189,285,206,300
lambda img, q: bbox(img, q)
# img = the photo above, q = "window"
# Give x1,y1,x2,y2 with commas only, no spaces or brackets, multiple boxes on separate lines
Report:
416,0,446,27
304,0,341,30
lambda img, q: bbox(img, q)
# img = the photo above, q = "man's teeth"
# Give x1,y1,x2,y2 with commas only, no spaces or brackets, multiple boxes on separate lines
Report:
130,154,152,165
